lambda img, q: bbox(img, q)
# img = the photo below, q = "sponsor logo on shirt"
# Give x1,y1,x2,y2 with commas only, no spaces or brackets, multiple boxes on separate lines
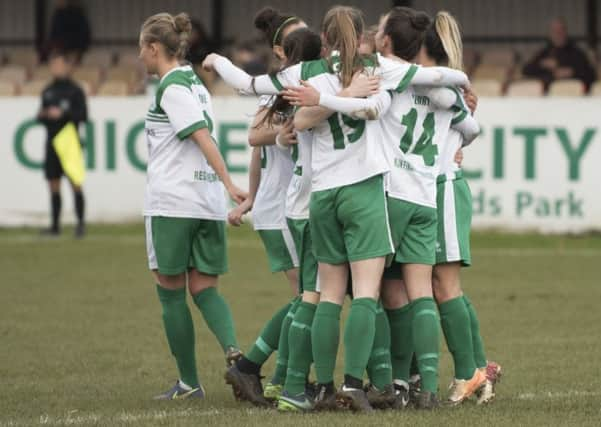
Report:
412,95,430,106
394,157,414,171
193,170,220,182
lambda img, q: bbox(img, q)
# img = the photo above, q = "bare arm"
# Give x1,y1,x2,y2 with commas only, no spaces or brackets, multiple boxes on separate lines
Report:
228,147,260,225
248,107,281,147
190,127,248,204
294,106,333,131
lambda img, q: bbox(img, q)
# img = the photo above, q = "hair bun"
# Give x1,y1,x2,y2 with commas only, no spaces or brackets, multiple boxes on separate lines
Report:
254,7,279,31
411,11,431,31
173,12,192,35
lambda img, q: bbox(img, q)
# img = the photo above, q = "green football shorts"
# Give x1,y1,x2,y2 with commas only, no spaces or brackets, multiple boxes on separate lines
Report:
435,175,472,266
387,197,437,265
287,218,319,293
257,228,299,273
309,174,394,264
145,216,228,275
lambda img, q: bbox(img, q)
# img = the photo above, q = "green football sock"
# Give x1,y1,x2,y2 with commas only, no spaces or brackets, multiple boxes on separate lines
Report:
156,285,199,388
367,302,392,390
463,295,487,368
386,303,413,383
272,297,300,385
246,302,291,366
311,301,342,385
411,297,440,393
284,301,316,395
192,287,238,351
344,297,377,382
439,296,477,380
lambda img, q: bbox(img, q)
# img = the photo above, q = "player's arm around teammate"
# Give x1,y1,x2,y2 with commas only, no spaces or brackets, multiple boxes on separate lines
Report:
139,12,247,400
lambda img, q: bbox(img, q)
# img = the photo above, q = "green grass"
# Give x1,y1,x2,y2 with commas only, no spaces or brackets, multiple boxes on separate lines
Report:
1,224,600,426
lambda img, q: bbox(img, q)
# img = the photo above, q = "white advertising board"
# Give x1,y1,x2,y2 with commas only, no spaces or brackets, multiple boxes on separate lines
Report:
2,96,600,232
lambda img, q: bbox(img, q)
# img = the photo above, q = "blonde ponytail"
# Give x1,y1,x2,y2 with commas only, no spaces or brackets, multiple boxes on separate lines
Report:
322,6,364,87
433,11,463,70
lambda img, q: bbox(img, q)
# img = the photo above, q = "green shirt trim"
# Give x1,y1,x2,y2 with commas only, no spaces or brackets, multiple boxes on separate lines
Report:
451,110,468,125
269,74,284,91
395,64,419,93
176,120,208,140
156,68,203,109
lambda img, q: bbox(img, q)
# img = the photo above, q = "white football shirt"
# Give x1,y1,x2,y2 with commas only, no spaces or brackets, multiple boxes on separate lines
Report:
143,65,226,220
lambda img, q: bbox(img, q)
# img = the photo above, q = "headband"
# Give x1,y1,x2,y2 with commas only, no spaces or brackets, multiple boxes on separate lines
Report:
272,17,298,46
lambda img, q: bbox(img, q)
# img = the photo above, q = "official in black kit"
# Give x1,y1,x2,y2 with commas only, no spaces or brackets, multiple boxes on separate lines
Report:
37,50,88,237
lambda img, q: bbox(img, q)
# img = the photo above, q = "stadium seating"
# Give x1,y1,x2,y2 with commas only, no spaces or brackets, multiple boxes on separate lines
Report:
72,66,103,91
81,48,115,68
506,79,544,97
20,79,50,96
0,65,28,85
117,49,142,67
472,64,509,83
471,79,503,96
0,80,16,96
96,80,130,96
31,65,51,81
5,48,38,70
479,49,516,67
105,66,141,87
548,79,585,96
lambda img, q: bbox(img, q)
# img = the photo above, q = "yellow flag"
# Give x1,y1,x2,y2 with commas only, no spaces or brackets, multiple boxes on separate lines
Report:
52,123,85,186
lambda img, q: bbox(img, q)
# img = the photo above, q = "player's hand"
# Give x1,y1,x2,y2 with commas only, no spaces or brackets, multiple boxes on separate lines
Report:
282,81,320,107
463,87,478,114
277,119,298,146
45,106,63,119
455,148,464,166
202,53,220,72
226,183,249,205
344,72,380,98
228,198,252,226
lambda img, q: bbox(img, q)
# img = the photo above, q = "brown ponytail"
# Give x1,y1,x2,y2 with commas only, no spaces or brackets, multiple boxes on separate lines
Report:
141,12,192,60
322,6,364,87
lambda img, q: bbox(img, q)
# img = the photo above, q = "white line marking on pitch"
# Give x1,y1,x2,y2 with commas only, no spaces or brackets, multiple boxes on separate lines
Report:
516,390,601,400
2,408,223,426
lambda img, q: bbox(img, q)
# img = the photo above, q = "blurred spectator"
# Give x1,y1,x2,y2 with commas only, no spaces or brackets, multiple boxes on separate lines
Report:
231,40,269,75
186,19,218,92
47,0,91,62
522,18,596,92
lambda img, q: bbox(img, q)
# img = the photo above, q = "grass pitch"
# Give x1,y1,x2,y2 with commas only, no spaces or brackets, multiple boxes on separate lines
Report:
1,224,600,426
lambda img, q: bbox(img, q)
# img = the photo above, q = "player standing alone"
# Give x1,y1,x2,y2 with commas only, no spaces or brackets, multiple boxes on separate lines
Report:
37,49,87,238
138,12,247,400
